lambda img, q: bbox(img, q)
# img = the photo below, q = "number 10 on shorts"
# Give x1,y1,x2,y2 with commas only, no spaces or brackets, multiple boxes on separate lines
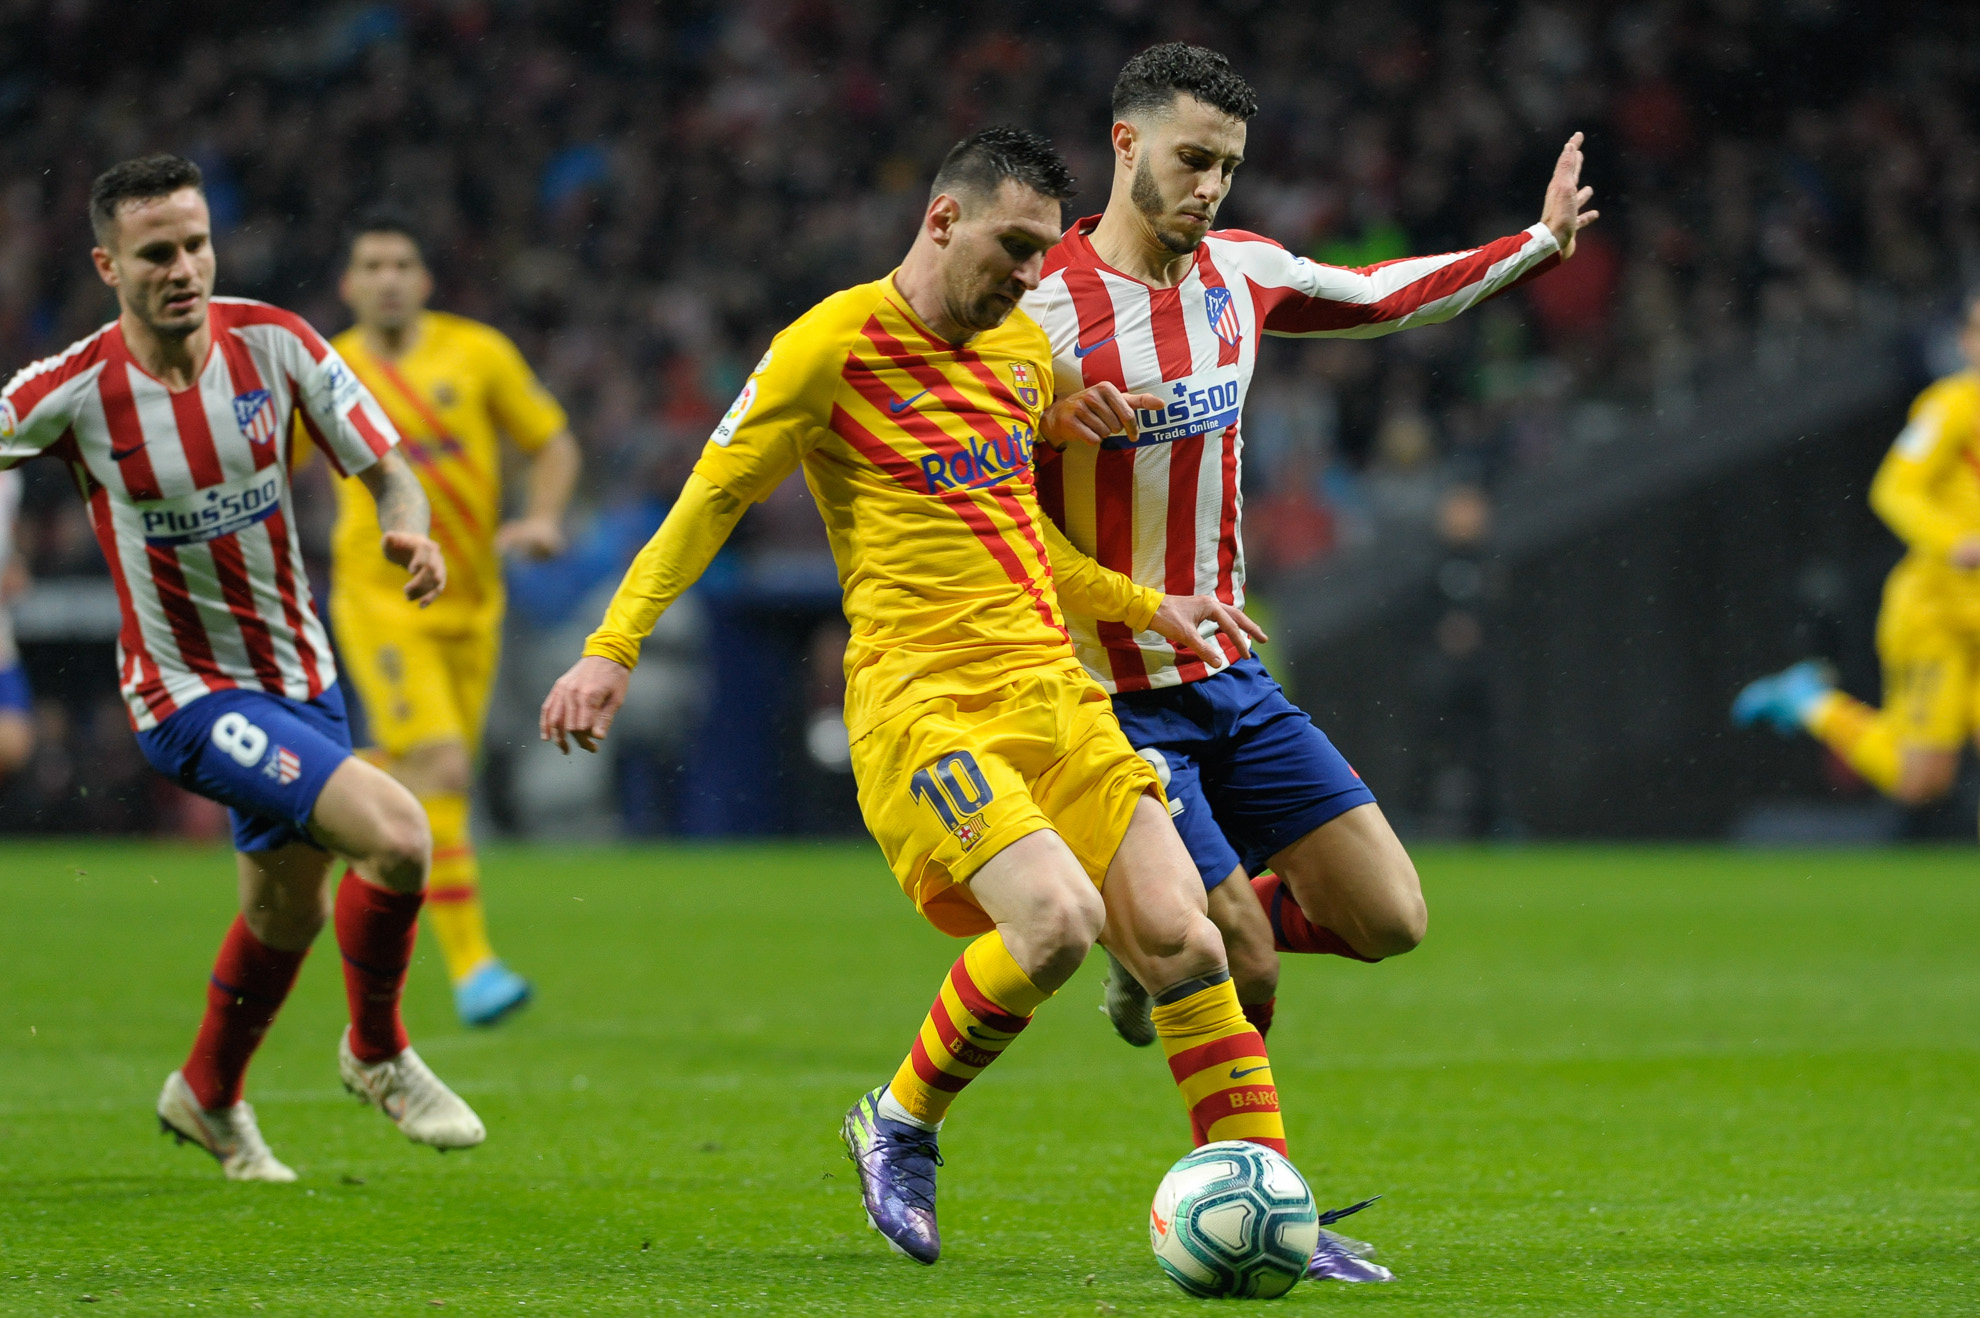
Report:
910,750,995,851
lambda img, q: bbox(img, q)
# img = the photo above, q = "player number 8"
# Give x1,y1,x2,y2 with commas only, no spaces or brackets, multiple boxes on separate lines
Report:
211,711,269,767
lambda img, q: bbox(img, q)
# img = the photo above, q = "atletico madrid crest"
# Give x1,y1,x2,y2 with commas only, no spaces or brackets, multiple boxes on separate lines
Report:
1204,286,1242,348
233,389,279,449
1008,361,1041,409
265,745,302,785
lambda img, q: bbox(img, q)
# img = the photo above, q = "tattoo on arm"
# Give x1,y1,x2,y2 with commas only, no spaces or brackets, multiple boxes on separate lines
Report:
361,449,431,537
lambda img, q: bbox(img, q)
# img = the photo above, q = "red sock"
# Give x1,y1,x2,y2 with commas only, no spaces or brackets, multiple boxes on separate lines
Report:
335,870,423,1064
182,916,307,1109
1242,997,1276,1038
1251,872,1378,962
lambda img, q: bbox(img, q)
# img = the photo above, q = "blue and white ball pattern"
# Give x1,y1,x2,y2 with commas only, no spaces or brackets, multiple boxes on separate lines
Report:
1149,1141,1319,1298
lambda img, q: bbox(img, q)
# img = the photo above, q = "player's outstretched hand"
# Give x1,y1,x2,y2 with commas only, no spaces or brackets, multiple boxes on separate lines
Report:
1541,131,1600,260
497,516,568,561
540,654,632,754
383,531,446,608
1148,594,1268,672
1040,382,1167,448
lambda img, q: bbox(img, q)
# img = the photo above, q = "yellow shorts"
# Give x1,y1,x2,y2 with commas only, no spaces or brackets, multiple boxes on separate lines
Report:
332,589,500,757
1876,560,1980,750
852,663,1162,938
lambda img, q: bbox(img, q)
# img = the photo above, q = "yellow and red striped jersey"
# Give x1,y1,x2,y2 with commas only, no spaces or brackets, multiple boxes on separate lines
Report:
584,274,1160,740
1871,371,1980,568
325,311,567,628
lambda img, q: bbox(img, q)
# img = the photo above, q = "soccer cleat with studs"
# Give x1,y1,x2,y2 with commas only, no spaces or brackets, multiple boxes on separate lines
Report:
1731,660,1836,737
840,1086,943,1264
455,959,532,1028
1306,1196,1394,1282
155,1069,297,1183
1099,949,1156,1047
336,1028,486,1150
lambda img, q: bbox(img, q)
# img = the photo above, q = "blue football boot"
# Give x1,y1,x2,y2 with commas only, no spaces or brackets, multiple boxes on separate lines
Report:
455,960,532,1027
1731,660,1835,736
841,1086,942,1264
1307,1196,1394,1283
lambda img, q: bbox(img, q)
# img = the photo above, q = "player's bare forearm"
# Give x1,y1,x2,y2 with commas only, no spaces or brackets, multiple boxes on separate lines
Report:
358,450,446,605
1148,595,1268,672
540,654,632,755
359,448,430,538
498,430,581,560
1540,131,1600,260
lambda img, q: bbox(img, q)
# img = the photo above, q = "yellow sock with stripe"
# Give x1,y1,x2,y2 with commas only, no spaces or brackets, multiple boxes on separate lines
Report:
1153,970,1287,1154
420,792,497,984
884,931,1051,1129
1806,691,1903,795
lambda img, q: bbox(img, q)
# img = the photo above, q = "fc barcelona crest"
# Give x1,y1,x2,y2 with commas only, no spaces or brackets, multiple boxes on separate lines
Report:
233,389,279,448
1204,286,1242,348
1008,361,1041,410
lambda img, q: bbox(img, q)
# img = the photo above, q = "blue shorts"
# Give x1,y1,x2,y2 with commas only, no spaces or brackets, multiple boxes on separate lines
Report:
0,662,28,714
1111,657,1376,891
136,687,353,853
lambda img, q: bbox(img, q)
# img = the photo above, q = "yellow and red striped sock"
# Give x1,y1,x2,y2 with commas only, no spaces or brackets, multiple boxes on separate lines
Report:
419,792,496,984
1153,971,1287,1154
886,931,1051,1128
1805,691,1903,795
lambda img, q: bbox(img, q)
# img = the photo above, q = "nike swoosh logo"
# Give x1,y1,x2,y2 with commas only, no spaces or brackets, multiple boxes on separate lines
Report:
110,443,144,462
964,1026,1001,1041
1072,333,1117,359
888,389,929,414
1230,1064,1271,1079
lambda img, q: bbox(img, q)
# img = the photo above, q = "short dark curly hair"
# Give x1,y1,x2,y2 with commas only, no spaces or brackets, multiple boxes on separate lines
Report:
930,125,1076,207
343,207,428,267
89,154,205,243
1112,43,1259,122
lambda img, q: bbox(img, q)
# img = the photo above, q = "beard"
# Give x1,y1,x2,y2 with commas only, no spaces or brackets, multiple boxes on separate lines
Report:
949,287,1017,336
1132,155,1204,256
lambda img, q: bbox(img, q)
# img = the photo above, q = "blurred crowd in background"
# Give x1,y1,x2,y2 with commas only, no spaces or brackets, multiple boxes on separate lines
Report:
0,0,1973,834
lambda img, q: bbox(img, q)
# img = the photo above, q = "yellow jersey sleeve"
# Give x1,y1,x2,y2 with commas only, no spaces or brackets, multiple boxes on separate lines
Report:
481,328,569,452
1870,378,1980,561
579,311,852,665
1042,515,1162,630
582,472,748,668
695,325,843,504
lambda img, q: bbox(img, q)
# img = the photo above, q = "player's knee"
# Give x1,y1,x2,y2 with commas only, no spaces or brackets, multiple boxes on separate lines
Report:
364,791,432,891
1349,867,1427,961
1230,941,1279,1002
1358,895,1427,960
1893,758,1956,805
1031,880,1105,968
397,741,472,797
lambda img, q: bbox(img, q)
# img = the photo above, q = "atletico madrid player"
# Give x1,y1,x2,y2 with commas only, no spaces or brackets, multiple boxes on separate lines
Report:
0,155,485,1180
1023,45,1598,1280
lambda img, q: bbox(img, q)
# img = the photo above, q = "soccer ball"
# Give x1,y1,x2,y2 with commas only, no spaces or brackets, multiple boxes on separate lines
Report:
1149,1141,1319,1299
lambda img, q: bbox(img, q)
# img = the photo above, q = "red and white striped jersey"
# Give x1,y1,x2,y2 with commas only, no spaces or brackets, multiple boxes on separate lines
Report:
0,298,401,729
0,469,19,669
1024,216,1561,692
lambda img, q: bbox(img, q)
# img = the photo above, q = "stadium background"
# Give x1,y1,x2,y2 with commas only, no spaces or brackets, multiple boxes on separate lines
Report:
0,0,1973,843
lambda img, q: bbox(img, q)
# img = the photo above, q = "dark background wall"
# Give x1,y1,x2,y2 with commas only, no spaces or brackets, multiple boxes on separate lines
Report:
1282,384,1965,840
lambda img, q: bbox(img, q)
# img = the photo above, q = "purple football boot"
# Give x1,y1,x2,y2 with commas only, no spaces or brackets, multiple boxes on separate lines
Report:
841,1086,943,1264
1308,1196,1395,1282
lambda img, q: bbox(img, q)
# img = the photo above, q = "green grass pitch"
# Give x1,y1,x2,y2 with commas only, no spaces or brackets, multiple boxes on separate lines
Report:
0,841,1974,1315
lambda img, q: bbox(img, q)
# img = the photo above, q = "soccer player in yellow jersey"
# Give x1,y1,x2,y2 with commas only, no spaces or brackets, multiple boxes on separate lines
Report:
540,128,1345,1269
326,215,580,1025
1735,295,1980,821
